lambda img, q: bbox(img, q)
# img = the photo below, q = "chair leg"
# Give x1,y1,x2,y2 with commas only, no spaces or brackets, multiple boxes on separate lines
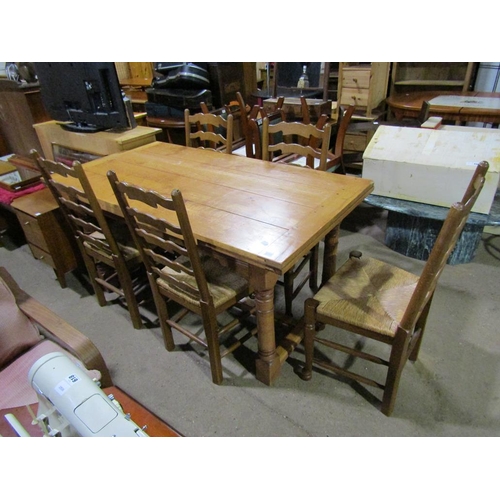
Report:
149,274,175,351
309,244,319,292
284,271,294,317
381,331,411,416
80,249,107,307
201,305,224,385
409,298,432,362
114,259,143,330
299,298,320,381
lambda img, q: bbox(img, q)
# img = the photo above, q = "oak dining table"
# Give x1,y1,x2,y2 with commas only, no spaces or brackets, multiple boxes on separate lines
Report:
68,141,374,385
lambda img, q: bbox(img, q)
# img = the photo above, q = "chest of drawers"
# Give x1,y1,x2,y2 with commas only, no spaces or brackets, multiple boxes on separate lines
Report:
338,63,390,119
11,188,78,288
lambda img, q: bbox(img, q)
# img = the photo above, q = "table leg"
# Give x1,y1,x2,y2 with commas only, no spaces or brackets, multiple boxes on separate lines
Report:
249,267,281,385
321,225,340,285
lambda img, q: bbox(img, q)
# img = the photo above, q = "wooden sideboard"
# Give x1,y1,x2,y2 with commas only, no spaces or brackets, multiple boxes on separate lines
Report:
33,121,161,162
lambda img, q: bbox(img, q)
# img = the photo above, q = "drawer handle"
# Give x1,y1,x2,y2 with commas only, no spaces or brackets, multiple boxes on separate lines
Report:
24,221,30,225
38,256,44,260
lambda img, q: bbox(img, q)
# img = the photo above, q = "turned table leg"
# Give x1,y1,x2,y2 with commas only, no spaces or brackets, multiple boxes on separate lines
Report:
250,267,281,385
321,225,340,285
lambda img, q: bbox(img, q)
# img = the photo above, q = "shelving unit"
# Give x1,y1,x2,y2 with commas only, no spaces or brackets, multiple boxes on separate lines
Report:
389,62,476,96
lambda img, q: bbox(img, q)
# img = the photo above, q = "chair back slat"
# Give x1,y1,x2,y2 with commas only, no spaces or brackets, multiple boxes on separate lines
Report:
261,116,332,170
185,108,234,153
400,161,489,332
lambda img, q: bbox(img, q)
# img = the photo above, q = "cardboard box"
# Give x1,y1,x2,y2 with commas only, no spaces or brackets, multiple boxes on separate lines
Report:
362,125,500,214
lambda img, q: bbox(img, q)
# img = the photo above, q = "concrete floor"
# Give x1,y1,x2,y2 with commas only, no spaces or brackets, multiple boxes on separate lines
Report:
1,203,499,438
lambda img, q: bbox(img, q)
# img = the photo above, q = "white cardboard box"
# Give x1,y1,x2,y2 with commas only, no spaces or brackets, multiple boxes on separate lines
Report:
362,125,500,214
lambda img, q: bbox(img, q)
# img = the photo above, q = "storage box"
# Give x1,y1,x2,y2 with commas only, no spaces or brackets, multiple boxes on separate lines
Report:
362,125,500,214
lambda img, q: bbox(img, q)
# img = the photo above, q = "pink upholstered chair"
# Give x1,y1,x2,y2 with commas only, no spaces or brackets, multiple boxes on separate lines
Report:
0,267,112,411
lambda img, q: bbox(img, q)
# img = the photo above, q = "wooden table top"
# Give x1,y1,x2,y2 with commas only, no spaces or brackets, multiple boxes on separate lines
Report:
78,142,373,275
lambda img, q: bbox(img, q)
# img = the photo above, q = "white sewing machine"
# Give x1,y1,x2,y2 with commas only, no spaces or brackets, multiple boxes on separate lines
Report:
6,352,148,437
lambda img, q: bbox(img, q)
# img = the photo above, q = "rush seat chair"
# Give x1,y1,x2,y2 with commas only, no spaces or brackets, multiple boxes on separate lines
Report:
33,150,146,329
298,161,489,415
107,170,257,384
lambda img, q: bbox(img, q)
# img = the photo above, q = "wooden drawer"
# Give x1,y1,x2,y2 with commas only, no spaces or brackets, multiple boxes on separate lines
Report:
340,88,369,108
342,68,371,89
16,212,48,251
28,244,56,269
344,133,369,152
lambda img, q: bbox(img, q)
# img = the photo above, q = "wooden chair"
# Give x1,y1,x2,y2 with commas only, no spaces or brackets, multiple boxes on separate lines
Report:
261,116,333,171
298,161,489,416
260,117,332,316
107,171,257,384
235,92,285,158
32,150,146,330
324,105,355,174
184,108,234,154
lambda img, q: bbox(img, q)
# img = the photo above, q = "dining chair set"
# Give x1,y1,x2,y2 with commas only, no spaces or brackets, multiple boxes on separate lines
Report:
30,95,490,416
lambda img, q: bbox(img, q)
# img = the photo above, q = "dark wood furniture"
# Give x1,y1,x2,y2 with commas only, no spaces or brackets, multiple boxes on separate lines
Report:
298,162,489,416
235,92,284,159
10,188,78,288
108,173,257,385
263,97,332,123
34,153,145,329
51,142,373,385
386,91,500,124
0,80,50,158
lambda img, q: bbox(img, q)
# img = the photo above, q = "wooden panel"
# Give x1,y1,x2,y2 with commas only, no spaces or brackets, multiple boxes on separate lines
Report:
344,133,368,152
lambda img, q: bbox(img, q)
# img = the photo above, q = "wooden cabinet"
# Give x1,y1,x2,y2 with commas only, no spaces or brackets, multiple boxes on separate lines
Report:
0,80,51,157
336,63,390,169
33,121,161,162
11,189,78,288
389,62,476,96
338,63,390,119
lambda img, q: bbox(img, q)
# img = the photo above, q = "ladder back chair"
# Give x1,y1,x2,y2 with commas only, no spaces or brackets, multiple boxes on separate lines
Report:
107,171,257,385
325,104,355,174
298,161,489,416
260,117,333,316
32,150,145,329
261,116,333,171
234,92,285,158
184,108,234,154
